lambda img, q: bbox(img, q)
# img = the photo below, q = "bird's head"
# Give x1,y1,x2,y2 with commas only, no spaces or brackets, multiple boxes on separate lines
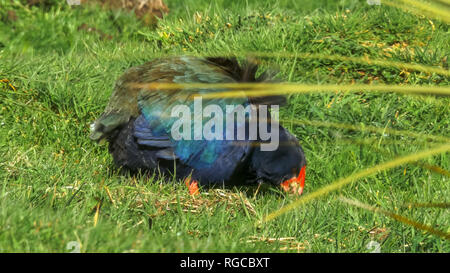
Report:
250,125,306,195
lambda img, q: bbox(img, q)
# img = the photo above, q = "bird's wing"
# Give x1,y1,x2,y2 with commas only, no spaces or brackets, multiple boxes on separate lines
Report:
135,56,252,173
90,56,284,142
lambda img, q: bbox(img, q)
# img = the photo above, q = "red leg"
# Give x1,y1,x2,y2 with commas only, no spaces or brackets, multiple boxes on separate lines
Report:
184,178,200,196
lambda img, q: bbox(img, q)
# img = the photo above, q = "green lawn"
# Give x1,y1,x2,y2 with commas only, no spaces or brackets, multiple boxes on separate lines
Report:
0,0,448,252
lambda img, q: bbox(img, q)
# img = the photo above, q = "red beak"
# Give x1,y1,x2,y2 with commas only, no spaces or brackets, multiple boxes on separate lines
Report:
280,165,306,195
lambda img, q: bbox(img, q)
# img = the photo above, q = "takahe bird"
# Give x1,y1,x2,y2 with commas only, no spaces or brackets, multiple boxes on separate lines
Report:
90,56,306,195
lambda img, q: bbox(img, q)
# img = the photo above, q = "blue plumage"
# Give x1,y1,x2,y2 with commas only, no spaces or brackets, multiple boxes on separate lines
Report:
90,56,307,193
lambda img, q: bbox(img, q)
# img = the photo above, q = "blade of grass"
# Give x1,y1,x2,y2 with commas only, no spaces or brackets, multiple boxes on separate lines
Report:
383,0,450,24
130,82,450,97
262,143,450,223
401,202,450,208
336,137,450,177
339,196,450,240
243,52,450,77
282,118,450,143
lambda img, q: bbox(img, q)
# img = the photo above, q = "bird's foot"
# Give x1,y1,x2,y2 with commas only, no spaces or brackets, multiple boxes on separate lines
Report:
184,178,200,196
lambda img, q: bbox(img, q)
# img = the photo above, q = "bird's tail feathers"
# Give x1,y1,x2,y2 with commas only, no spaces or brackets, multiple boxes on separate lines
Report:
206,57,286,106
89,112,131,143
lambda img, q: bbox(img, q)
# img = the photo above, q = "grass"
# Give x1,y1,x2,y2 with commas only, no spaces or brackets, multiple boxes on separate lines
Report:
0,0,449,252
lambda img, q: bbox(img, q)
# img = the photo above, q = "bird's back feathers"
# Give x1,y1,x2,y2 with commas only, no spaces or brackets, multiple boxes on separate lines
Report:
90,56,301,186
